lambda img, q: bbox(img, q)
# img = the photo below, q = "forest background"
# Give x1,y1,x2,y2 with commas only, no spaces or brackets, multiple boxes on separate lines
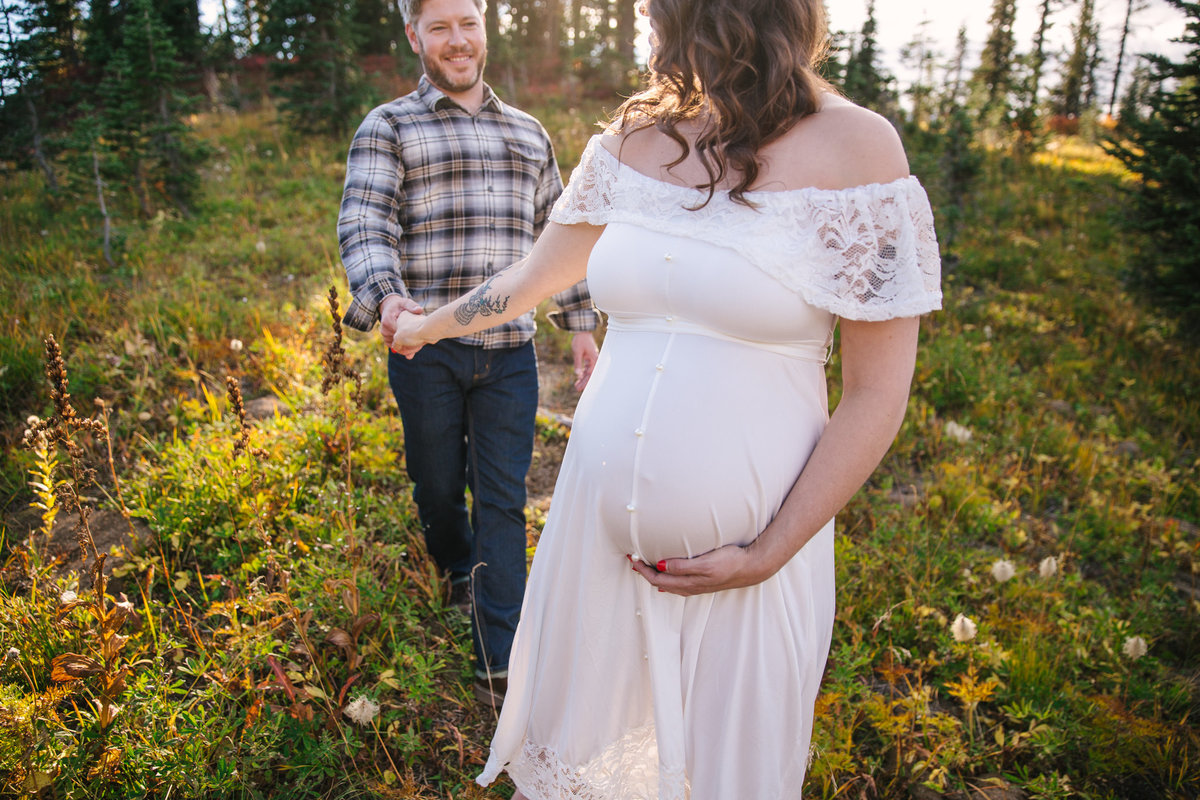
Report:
1,0,1198,798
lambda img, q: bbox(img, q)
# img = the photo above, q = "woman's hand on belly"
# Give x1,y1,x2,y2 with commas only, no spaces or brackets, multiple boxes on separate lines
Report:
629,542,774,596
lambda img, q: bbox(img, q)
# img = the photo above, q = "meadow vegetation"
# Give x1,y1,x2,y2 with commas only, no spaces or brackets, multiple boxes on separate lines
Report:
0,107,1196,799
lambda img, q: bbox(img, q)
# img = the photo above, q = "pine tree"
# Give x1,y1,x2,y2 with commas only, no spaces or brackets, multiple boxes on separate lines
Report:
900,18,939,129
82,0,208,217
971,0,1019,131
1107,0,1200,332
1053,0,1100,119
258,0,370,135
1015,0,1058,138
0,0,84,191
0,1,61,190
842,0,895,116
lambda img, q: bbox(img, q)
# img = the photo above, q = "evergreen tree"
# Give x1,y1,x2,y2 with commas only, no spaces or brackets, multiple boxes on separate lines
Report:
1108,0,1143,116
900,18,939,129
842,0,895,116
0,0,84,190
258,0,370,135
1107,0,1200,332
0,1,61,189
971,0,1019,131
1015,0,1058,138
1052,0,1100,119
83,0,208,216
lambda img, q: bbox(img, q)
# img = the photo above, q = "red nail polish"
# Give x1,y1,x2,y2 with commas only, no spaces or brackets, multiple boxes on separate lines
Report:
626,554,633,562
657,560,667,573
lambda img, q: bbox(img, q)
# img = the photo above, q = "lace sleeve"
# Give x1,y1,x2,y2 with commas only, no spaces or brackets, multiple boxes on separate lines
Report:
548,135,618,225
795,179,942,321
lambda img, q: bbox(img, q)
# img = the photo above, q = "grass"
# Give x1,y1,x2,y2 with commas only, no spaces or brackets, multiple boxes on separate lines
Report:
0,105,1197,799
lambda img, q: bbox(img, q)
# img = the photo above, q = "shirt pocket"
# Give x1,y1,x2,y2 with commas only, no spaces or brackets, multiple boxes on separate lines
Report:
504,141,545,182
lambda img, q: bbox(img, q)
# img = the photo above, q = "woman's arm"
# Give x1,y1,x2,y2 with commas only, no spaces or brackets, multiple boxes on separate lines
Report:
631,314,920,595
391,221,605,353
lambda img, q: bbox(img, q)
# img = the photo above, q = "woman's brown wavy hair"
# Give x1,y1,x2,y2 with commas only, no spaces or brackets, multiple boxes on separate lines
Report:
615,0,833,208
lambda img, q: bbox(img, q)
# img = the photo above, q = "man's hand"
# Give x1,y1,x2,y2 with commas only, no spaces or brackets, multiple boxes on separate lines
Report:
379,295,424,350
570,332,599,391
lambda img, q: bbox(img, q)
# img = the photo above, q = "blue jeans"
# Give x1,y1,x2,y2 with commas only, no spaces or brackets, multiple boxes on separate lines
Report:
388,339,537,672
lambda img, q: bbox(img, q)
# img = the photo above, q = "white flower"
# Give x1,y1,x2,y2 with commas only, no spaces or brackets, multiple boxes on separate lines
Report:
944,420,973,444
5,647,19,662
990,559,1017,583
60,590,78,604
229,338,244,352
1038,556,1058,579
1122,635,1148,661
343,695,380,726
951,613,977,643
983,325,994,340
255,240,267,254
26,415,39,426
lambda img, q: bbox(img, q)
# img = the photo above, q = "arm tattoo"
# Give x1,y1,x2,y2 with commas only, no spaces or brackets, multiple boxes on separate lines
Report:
454,273,511,327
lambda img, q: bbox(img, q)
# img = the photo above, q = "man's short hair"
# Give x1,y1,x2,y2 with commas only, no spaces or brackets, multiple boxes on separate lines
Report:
400,0,486,25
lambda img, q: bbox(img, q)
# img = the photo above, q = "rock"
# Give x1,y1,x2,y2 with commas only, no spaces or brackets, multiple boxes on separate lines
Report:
1113,440,1142,458
967,777,1026,800
244,395,290,421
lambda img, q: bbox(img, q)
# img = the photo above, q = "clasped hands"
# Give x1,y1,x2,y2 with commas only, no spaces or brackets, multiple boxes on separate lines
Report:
378,293,600,391
380,295,428,358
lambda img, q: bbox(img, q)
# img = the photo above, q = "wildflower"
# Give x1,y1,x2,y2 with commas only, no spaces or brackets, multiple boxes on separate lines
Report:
229,338,244,352
944,420,973,444
951,613,977,643
1038,555,1058,579
4,647,19,662
983,324,993,340
255,240,267,254
343,695,380,726
1122,635,1148,661
990,559,1016,583
26,415,39,426
60,590,78,604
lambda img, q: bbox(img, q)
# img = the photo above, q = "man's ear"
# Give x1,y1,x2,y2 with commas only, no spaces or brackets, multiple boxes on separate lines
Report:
405,23,420,54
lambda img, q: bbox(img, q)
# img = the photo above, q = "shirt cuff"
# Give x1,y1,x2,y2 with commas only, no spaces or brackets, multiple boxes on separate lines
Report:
342,273,409,332
545,307,602,333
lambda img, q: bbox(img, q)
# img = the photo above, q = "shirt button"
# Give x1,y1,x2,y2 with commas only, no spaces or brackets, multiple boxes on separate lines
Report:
634,428,644,437
655,363,664,371
626,504,636,512
487,185,494,192
665,316,674,322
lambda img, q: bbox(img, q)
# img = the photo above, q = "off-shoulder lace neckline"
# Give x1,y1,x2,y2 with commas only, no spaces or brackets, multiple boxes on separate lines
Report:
591,134,919,200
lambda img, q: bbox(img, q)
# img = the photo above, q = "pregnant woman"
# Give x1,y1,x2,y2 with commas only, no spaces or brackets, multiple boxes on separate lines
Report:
390,0,942,796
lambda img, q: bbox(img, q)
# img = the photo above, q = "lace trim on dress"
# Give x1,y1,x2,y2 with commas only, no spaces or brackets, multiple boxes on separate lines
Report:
478,724,690,800
549,135,943,322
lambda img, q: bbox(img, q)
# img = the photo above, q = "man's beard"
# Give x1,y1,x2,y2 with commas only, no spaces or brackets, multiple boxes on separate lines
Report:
420,46,487,96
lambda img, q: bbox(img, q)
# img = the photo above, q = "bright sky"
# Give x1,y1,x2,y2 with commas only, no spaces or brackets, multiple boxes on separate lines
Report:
826,0,1190,96
200,0,1191,102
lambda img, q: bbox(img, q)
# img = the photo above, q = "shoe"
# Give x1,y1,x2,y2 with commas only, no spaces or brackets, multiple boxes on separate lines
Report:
473,671,507,710
447,577,471,615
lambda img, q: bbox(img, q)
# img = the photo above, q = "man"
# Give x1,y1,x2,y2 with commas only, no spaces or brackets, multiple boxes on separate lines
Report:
337,0,600,708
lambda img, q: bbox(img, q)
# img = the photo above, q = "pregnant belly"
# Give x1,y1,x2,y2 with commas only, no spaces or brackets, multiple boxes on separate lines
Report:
566,331,827,564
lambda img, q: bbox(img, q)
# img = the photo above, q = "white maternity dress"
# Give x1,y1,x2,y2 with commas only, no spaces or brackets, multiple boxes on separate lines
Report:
477,134,942,799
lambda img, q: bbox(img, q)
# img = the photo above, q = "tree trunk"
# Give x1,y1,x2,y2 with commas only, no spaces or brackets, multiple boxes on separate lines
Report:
1108,0,1137,116
93,147,114,267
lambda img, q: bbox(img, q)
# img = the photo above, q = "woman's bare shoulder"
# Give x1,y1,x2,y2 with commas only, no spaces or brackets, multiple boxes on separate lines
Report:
765,94,910,190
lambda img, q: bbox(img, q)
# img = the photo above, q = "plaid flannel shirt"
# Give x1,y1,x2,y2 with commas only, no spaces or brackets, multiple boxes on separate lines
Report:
338,76,599,347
